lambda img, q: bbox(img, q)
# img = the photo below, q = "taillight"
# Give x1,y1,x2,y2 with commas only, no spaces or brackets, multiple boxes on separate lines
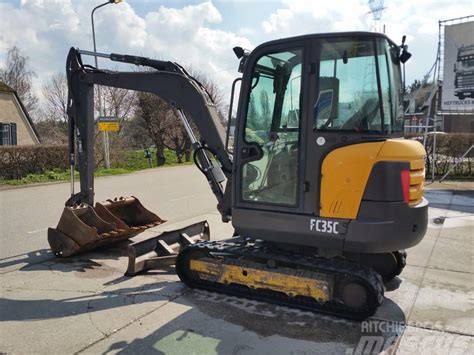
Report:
400,170,410,204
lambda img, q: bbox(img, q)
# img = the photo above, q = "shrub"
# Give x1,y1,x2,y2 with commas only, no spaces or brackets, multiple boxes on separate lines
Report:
0,145,68,180
408,133,473,178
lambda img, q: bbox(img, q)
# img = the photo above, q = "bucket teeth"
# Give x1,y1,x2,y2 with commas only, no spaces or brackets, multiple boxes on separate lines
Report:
48,196,165,257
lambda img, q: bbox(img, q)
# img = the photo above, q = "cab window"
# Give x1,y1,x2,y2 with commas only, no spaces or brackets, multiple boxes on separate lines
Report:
314,37,399,133
241,48,303,206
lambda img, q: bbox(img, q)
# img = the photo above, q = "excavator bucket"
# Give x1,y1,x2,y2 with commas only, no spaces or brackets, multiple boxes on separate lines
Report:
48,197,164,257
125,221,210,276
96,196,164,232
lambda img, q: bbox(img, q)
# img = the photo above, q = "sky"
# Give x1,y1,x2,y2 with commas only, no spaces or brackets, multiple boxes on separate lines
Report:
0,0,472,107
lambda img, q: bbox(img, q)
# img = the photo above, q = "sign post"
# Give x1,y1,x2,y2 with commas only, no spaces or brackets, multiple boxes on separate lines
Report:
144,148,152,167
98,116,120,132
97,116,119,169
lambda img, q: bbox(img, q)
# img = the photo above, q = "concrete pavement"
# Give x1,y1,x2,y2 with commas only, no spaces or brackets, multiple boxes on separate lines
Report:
0,167,473,354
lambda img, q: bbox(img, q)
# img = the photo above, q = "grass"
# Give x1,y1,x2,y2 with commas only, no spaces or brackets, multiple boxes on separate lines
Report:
1,148,192,186
118,148,190,170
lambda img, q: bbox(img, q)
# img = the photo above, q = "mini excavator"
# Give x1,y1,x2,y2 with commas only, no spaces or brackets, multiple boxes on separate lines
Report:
49,32,428,319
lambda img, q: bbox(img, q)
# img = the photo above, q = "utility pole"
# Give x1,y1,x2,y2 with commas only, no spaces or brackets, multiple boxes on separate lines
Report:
91,0,122,169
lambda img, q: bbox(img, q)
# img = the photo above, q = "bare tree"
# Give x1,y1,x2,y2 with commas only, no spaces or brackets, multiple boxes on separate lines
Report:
0,46,38,114
133,70,227,165
32,72,69,144
34,120,68,144
136,92,171,166
42,72,68,122
176,69,226,161
101,86,136,125
189,69,226,119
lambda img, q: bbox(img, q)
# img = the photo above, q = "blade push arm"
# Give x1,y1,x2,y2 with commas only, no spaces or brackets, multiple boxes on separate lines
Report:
66,47,233,219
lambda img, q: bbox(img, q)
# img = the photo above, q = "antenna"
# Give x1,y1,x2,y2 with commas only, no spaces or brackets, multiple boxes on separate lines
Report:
367,0,385,32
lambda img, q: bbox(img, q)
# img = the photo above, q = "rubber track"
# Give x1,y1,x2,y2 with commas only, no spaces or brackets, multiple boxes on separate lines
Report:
393,250,407,277
176,238,385,320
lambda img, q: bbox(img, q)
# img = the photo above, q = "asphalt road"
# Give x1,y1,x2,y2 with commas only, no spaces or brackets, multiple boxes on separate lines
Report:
0,165,218,272
0,169,473,354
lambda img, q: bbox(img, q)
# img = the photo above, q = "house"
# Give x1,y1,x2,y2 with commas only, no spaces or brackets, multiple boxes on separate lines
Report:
403,84,438,133
0,81,39,145
404,83,474,133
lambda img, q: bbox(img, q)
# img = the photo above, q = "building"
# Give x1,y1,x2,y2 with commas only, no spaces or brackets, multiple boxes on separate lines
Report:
404,83,474,133
404,84,438,133
0,81,39,145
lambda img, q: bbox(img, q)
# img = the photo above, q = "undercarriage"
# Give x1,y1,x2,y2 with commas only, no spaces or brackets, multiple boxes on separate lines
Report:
176,237,399,320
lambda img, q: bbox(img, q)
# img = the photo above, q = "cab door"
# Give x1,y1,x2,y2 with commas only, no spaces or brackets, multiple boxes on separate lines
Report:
304,35,396,216
233,40,310,213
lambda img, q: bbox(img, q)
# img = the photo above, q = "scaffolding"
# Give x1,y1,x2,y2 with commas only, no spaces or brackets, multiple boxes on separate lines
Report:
405,16,473,182
431,16,474,182
434,16,474,119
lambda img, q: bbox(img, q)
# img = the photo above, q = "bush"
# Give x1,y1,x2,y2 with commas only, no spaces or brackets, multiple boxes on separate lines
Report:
0,145,68,180
408,133,473,178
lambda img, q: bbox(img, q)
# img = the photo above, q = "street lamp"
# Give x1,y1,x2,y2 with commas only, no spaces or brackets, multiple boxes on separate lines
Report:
91,0,122,169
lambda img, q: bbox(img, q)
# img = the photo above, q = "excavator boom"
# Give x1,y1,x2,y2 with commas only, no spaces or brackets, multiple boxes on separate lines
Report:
49,47,234,257
65,48,232,214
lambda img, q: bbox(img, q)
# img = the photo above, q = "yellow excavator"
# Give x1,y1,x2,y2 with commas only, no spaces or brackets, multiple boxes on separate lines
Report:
49,32,428,320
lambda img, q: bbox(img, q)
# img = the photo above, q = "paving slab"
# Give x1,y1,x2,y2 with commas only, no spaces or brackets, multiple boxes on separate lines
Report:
428,226,473,273
405,230,438,268
396,325,473,354
84,290,403,354
408,268,474,335
424,189,474,213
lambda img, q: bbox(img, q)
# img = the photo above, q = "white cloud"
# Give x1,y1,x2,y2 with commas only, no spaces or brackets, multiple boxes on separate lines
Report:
262,0,368,36
259,0,473,83
0,0,472,110
0,0,251,107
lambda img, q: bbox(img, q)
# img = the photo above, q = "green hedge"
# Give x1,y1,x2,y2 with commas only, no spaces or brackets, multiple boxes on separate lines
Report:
0,145,189,182
0,145,68,180
407,133,473,178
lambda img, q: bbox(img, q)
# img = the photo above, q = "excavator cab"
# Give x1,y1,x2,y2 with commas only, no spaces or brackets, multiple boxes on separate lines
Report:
178,32,427,319
231,34,425,255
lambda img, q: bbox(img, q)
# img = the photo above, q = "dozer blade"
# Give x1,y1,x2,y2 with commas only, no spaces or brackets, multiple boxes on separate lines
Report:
125,221,210,276
48,197,165,257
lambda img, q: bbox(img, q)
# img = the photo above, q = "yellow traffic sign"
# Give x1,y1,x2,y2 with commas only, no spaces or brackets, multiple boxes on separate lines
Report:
98,122,120,132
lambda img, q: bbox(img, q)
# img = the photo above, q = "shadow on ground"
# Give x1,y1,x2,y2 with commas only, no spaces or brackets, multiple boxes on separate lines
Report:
0,240,131,274
425,190,474,213
0,278,183,321
0,249,53,271
99,290,406,354
1,259,406,354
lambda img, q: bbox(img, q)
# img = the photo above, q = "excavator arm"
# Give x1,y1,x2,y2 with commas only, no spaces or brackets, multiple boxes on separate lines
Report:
65,47,233,219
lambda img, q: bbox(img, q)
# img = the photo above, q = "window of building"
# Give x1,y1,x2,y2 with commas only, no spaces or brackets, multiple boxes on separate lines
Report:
0,123,17,145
